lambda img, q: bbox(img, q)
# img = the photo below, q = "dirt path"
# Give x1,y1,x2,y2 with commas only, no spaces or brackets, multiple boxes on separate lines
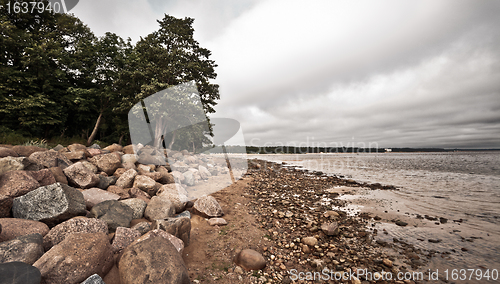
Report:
184,175,270,283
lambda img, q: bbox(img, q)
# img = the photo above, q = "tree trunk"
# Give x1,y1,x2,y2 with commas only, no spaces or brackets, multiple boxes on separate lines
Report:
168,130,176,150
118,133,125,145
87,111,103,146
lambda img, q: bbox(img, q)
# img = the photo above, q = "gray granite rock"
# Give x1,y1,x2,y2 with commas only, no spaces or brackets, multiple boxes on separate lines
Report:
0,157,30,175
12,183,86,226
133,175,159,196
115,169,137,188
151,216,191,246
63,162,100,189
130,222,151,235
144,196,175,221
89,200,134,232
81,274,105,284
0,261,41,284
0,233,44,265
156,184,188,213
119,198,147,219
42,217,108,250
193,195,224,218
89,153,122,175
96,175,117,190
182,171,195,186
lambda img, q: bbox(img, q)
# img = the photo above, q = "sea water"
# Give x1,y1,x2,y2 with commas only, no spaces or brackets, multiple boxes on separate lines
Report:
252,151,500,283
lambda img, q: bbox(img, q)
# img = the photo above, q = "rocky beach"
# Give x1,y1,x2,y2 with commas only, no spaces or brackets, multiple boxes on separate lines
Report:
0,143,453,284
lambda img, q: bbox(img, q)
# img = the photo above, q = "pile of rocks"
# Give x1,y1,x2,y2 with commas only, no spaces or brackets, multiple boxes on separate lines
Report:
0,143,228,284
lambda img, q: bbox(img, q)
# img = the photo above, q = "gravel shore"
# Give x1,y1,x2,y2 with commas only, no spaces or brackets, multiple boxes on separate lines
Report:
186,159,445,283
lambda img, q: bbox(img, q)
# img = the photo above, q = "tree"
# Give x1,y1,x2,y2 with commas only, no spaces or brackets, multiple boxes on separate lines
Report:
83,32,133,145
124,14,220,149
0,1,96,138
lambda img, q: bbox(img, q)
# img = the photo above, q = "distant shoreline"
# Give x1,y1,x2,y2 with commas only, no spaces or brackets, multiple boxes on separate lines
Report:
208,145,500,155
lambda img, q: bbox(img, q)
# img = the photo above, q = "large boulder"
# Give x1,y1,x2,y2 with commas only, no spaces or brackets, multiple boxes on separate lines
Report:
0,156,29,175
182,171,195,186
63,150,86,161
28,149,72,169
143,196,175,221
42,217,108,250
0,147,18,158
136,146,166,165
198,165,211,180
96,175,117,190
156,184,188,213
111,227,141,253
234,249,267,271
27,169,56,186
0,233,44,265
67,143,87,152
49,167,68,184
157,166,175,184
104,143,123,153
128,187,151,203
80,160,98,174
151,216,191,246
115,169,137,189
12,145,47,157
133,175,159,196
193,195,224,218
34,233,113,284
0,195,13,218
171,161,189,173
119,198,147,219
0,261,41,284
0,218,49,242
89,153,122,175
107,185,130,200
89,200,134,232
121,154,137,165
0,171,40,198
82,188,120,209
12,183,86,226
118,233,190,284
171,171,185,184
63,162,100,189
130,222,151,236
134,229,184,254
122,145,135,154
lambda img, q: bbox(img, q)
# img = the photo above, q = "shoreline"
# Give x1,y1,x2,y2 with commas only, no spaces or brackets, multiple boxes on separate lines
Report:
186,158,446,283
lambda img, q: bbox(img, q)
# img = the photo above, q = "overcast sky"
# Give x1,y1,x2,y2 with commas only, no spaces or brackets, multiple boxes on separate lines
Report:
71,0,500,149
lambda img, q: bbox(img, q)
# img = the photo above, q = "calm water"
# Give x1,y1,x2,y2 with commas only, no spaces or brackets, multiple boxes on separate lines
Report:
251,152,500,283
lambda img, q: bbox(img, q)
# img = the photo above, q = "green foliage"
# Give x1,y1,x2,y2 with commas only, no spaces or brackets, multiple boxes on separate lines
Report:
0,5,219,146
0,126,30,145
23,138,48,148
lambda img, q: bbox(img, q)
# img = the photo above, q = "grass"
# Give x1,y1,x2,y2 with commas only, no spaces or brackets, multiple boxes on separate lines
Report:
219,226,229,235
23,139,49,148
211,261,231,272
0,126,111,148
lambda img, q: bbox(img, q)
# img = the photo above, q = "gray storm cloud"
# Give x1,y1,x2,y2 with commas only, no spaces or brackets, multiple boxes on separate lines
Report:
72,0,500,148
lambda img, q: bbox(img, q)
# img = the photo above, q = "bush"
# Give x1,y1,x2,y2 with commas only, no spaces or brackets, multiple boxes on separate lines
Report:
0,126,30,145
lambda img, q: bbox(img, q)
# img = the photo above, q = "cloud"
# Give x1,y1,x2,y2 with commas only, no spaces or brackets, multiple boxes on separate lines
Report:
70,0,500,148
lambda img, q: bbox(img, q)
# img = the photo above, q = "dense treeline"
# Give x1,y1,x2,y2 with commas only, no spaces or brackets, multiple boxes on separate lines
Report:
0,0,219,148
